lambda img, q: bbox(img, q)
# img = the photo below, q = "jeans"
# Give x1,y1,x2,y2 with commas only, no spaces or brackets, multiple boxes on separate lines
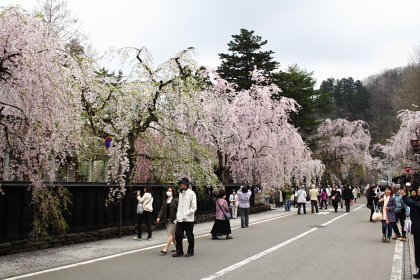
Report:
137,211,152,238
285,199,291,211
311,200,319,213
239,207,249,227
382,220,394,239
297,203,306,214
175,222,194,254
320,200,327,209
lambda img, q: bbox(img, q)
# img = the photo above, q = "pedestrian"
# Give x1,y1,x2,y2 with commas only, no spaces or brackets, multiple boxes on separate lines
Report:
401,188,420,278
283,185,292,212
173,178,197,257
156,187,178,254
378,186,396,243
327,185,332,206
229,189,239,218
134,185,154,241
237,185,251,228
263,187,270,205
342,184,353,212
295,186,307,215
352,187,358,202
331,186,341,213
211,190,233,240
279,187,284,208
320,187,328,209
308,185,319,213
273,187,280,208
366,185,376,222
392,185,410,242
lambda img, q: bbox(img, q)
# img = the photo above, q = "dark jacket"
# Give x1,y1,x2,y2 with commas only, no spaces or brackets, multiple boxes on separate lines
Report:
157,197,179,223
342,186,353,200
378,194,396,223
402,195,420,235
366,188,376,208
331,189,341,203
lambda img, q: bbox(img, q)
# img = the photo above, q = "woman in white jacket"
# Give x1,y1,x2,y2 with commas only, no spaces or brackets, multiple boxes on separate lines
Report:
134,185,154,241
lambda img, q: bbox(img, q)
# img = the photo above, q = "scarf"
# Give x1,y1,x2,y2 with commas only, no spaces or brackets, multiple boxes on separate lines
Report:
383,195,390,221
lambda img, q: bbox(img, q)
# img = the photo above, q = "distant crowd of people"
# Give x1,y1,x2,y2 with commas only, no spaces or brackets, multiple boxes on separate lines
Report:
261,184,361,213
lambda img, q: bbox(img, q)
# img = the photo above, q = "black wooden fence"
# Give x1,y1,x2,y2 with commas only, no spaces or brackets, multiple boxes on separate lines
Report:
0,182,250,243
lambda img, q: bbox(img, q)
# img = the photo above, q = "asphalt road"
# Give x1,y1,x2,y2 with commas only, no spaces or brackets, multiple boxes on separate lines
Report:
5,203,401,280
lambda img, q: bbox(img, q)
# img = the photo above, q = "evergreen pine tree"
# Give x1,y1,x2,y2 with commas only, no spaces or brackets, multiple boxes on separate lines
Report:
217,28,279,91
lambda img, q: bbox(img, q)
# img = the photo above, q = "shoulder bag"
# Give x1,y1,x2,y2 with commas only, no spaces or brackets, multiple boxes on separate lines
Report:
217,199,232,219
137,195,151,215
371,201,383,221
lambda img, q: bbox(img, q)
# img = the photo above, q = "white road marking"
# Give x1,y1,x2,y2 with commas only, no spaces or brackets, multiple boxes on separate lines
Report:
201,209,354,280
391,237,403,280
201,228,318,280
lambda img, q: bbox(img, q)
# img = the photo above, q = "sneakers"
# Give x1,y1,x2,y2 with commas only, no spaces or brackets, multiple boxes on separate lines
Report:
134,237,142,241
401,236,407,241
382,236,386,243
392,234,401,240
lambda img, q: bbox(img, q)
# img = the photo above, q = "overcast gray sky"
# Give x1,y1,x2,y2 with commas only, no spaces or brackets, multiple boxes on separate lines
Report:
6,0,420,87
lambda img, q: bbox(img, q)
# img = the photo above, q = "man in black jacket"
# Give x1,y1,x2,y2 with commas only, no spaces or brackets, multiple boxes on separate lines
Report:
401,189,420,278
342,184,353,212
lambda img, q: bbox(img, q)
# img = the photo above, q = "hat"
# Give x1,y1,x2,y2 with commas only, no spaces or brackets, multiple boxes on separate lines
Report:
178,178,190,186
406,182,411,186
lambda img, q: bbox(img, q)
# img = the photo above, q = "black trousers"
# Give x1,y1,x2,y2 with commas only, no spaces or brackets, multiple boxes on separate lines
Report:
311,200,318,213
415,234,420,269
332,201,339,212
175,222,194,254
345,199,351,212
392,211,407,237
137,211,152,238
297,203,306,214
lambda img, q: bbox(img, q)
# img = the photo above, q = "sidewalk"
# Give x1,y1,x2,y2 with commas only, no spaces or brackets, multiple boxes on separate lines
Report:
0,204,293,279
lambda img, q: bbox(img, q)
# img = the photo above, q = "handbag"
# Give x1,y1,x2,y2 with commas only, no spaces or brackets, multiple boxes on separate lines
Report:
217,200,232,219
371,202,383,221
405,217,412,233
136,195,151,214
137,202,144,214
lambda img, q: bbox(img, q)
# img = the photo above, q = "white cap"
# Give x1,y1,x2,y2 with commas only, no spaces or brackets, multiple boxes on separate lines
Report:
406,182,411,186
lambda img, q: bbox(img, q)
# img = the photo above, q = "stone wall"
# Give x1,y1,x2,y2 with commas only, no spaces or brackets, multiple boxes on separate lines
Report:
0,204,270,256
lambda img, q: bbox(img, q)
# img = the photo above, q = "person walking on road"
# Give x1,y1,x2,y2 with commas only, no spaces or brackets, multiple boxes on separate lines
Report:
378,186,396,243
391,185,410,241
283,185,292,212
211,190,233,240
229,189,239,218
135,185,154,241
295,186,307,215
401,188,420,278
308,185,319,213
320,187,328,209
331,186,341,213
273,187,280,208
173,178,197,257
237,185,251,228
352,187,358,202
156,187,178,254
342,184,353,212
366,185,377,222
